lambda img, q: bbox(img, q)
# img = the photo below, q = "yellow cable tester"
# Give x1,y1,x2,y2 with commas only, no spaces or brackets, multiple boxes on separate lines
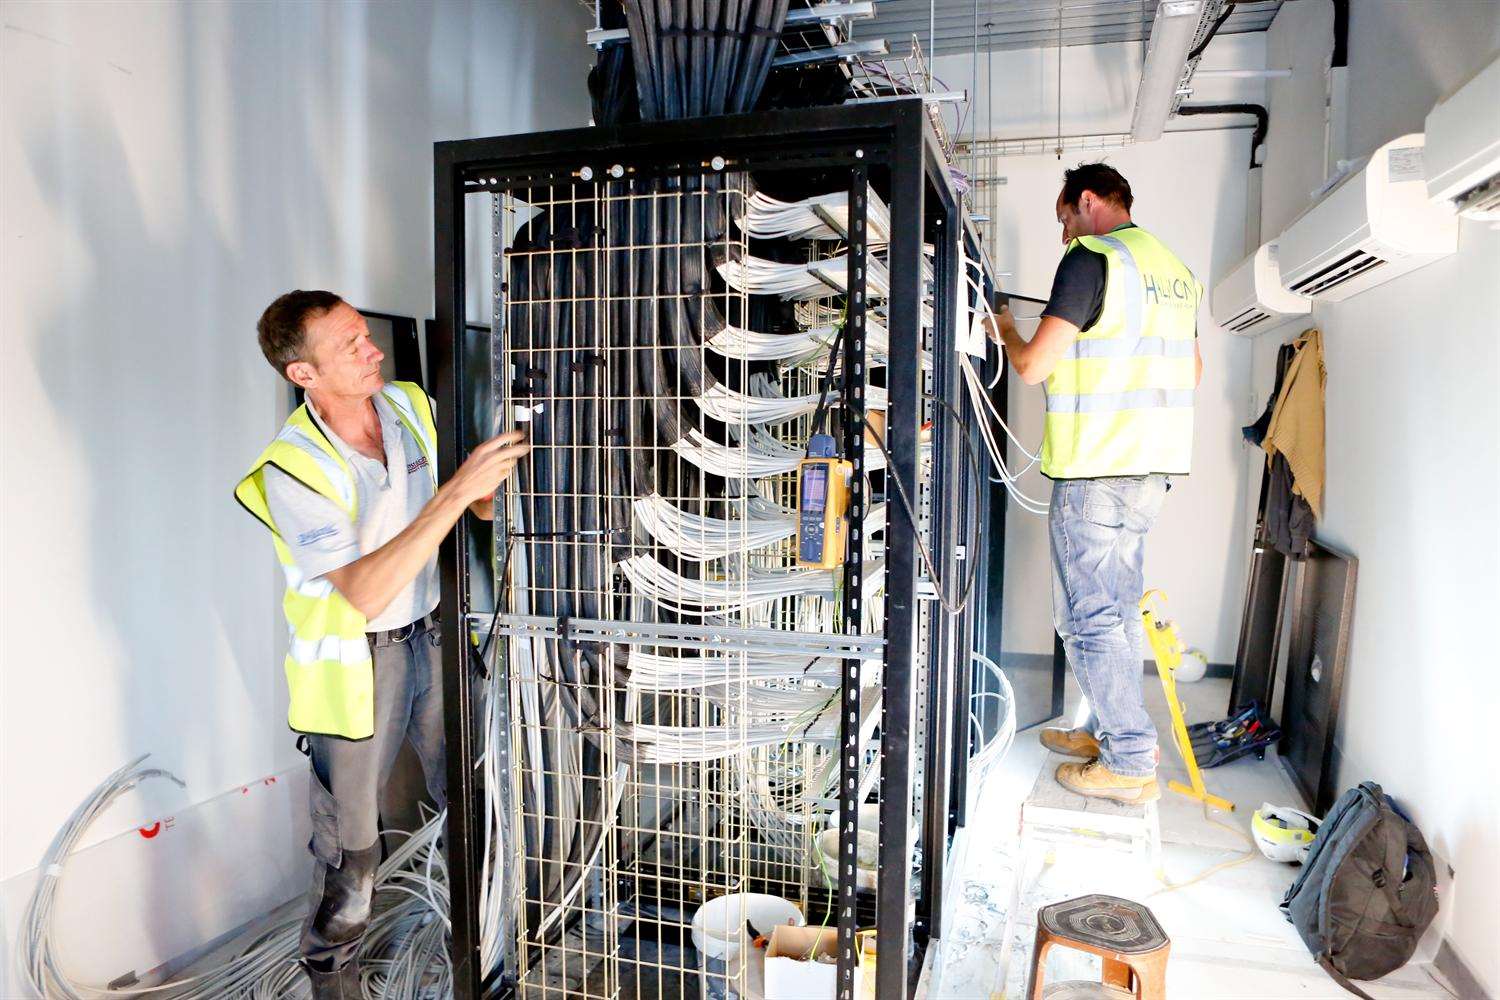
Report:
797,433,852,569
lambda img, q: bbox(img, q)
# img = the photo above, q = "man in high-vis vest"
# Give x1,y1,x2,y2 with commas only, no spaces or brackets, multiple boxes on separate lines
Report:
235,290,528,998
988,164,1202,804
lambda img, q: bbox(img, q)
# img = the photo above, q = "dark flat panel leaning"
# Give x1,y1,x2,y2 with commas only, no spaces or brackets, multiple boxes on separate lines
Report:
1229,542,1290,713
1278,540,1358,815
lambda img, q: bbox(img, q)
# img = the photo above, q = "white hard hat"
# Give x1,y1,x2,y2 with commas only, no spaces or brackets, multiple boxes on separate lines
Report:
1175,647,1209,683
1252,803,1321,863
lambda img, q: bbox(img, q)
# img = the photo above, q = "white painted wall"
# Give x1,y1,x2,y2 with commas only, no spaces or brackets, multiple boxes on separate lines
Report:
0,0,591,990
932,38,1266,663
1253,3,1500,994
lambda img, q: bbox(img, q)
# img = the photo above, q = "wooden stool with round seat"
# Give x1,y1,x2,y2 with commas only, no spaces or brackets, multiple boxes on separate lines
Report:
1025,894,1170,1000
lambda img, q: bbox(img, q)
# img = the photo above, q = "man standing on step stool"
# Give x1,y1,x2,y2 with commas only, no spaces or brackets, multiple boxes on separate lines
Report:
235,291,529,998
987,163,1202,804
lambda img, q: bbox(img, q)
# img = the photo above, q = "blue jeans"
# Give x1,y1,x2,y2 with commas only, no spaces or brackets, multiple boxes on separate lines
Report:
1049,475,1169,777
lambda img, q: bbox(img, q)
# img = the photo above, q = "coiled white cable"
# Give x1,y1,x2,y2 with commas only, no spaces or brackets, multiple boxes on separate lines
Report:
17,757,456,999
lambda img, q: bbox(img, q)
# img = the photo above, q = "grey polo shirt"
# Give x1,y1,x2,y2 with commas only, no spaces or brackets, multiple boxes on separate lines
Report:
263,391,439,631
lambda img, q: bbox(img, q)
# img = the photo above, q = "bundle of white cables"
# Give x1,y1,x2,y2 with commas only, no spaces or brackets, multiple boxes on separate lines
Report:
705,320,930,373
955,257,1051,517
615,554,838,614
736,188,893,244
17,756,456,1000
618,692,839,765
717,253,898,301
672,427,890,478
625,650,841,691
696,376,889,426
707,323,837,363
633,494,796,562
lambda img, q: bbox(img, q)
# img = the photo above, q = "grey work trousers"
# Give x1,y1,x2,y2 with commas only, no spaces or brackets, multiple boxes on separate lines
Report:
299,617,447,970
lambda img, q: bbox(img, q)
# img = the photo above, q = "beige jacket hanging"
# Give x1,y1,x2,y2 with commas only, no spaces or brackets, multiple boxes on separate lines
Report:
1264,328,1326,519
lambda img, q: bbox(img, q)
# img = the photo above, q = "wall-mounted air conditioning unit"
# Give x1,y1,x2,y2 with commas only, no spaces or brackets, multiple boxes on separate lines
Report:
1211,242,1311,336
1277,133,1458,302
1425,53,1500,222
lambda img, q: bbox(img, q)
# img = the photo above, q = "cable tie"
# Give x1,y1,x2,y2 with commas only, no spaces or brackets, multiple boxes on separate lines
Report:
44,864,63,878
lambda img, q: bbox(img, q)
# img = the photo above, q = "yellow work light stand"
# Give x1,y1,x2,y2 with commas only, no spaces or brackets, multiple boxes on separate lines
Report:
1139,590,1234,814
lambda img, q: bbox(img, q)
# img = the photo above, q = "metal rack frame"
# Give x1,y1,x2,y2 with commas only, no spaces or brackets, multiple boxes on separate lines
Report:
431,99,980,1000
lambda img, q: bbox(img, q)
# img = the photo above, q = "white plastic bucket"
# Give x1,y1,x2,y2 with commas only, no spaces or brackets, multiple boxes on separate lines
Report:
690,893,804,1000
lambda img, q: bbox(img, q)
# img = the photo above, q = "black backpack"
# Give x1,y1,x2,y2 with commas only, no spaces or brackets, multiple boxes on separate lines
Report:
1281,782,1439,998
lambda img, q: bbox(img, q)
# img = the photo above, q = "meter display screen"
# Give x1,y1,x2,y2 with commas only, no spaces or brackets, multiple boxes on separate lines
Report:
802,466,827,507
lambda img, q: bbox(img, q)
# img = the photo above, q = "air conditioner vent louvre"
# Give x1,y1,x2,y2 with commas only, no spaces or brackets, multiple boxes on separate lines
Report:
1288,249,1387,297
1454,173,1500,216
1224,307,1271,332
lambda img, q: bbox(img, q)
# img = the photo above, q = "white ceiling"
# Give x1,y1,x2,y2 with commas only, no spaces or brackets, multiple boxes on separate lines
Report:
856,0,1285,56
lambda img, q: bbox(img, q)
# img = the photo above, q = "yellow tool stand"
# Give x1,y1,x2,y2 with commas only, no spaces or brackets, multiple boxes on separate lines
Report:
1139,590,1234,813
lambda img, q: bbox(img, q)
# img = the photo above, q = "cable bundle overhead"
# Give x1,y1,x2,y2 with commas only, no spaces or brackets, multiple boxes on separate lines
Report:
621,0,791,121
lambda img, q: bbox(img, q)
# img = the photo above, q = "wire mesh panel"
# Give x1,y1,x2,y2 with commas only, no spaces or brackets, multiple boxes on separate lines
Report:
435,103,972,1000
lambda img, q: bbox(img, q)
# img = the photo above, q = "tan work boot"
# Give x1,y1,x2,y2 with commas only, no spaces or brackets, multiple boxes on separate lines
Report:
1055,759,1161,803
1039,726,1100,759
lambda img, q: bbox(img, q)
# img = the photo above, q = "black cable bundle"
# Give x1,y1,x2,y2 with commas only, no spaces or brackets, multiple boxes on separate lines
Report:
623,0,790,120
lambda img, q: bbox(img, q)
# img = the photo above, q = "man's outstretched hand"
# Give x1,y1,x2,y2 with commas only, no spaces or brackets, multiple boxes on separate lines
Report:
453,429,530,519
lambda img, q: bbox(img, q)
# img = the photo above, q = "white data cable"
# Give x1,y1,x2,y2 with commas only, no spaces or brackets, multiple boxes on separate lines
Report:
619,696,839,764
696,376,889,426
718,253,910,301
18,757,456,1000
736,188,893,244
673,427,890,479
625,650,840,691
633,494,796,562
615,555,837,614
707,323,836,362
959,354,1049,515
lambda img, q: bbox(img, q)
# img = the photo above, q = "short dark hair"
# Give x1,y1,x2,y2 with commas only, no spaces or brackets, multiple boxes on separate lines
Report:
257,290,343,381
1061,162,1133,212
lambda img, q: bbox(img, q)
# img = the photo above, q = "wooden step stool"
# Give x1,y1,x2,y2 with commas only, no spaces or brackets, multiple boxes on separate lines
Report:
1025,894,1169,1000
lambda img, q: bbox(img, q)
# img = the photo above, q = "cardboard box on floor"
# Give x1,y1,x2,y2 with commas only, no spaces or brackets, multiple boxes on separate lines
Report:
765,925,870,1000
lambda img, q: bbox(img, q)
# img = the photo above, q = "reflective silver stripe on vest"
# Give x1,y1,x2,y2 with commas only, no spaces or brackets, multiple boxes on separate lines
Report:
289,634,372,665
381,386,437,467
281,560,336,598
1092,234,1144,338
275,423,355,510
1045,388,1196,414
1068,336,1197,359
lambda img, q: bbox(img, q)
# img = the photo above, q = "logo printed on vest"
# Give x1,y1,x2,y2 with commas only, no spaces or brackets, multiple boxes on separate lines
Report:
407,455,429,475
1142,273,1195,306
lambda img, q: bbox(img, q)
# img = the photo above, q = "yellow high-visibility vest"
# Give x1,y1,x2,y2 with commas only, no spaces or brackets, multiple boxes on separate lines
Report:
1042,226,1200,479
234,381,438,740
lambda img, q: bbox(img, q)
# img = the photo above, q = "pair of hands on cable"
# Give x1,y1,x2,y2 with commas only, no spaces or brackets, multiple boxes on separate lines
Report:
452,428,530,518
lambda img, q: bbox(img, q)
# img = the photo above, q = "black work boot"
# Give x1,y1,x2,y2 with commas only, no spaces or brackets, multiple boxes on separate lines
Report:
305,960,363,999
300,841,381,982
